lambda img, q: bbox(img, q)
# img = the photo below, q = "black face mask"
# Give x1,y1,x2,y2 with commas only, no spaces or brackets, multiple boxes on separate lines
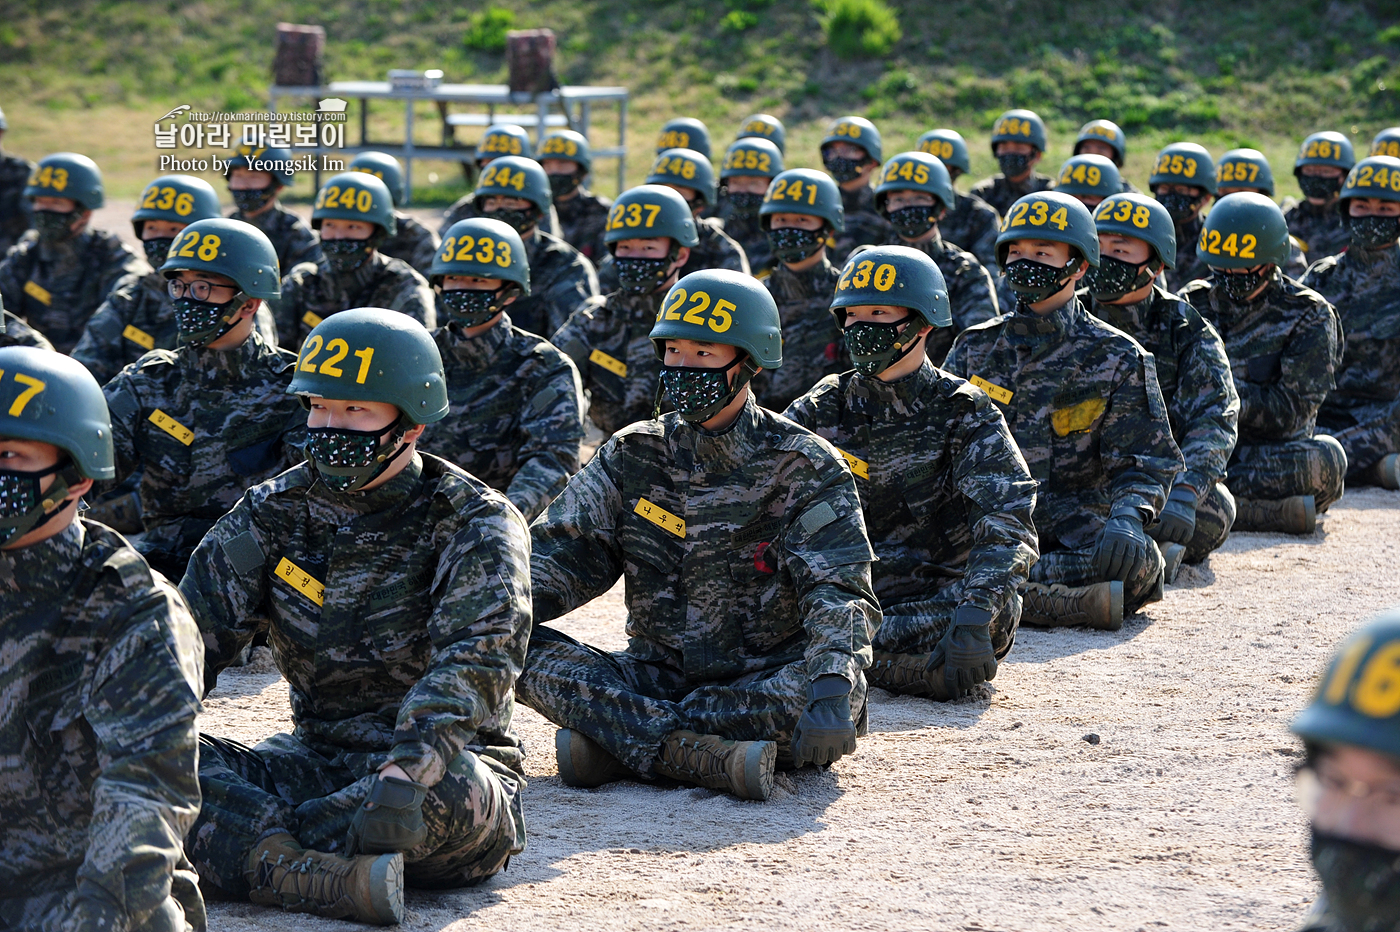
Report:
231,187,274,214
725,192,765,217
823,154,865,183
440,286,510,327
1085,255,1159,301
615,252,677,294
1310,830,1400,932
767,226,826,263
997,153,1032,178
659,355,749,423
305,419,408,494
322,237,374,274
1156,191,1200,225
1347,214,1400,249
845,315,921,377
1299,174,1344,200
887,205,937,240
142,237,175,269
1211,266,1272,302
481,206,540,234
1004,257,1080,302
548,172,582,199
0,459,73,547
32,209,76,245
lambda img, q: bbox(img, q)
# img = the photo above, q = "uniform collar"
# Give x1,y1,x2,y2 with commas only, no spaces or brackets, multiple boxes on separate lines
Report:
667,394,766,474
180,325,275,380
442,311,513,369
772,254,837,295
616,286,667,319
310,452,426,516
1211,267,1285,313
847,357,936,419
842,183,875,211
1090,285,1168,336
3,520,84,593
1347,242,1400,267
36,229,88,264
1005,295,1081,344
328,250,385,293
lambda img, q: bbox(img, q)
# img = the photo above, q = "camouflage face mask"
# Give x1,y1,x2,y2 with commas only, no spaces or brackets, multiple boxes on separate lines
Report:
659,356,746,423
0,460,72,546
997,153,1031,177
548,172,582,199
1348,214,1400,249
231,187,274,214
1005,257,1080,302
1210,266,1271,302
767,226,826,263
305,419,406,494
725,192,765,217
823,154,864,183
887,205,937,240
1310,830,1400,932
172,295,247,348
322,238,374,274
1298,174,1344,200
439,285,512,328
1156,191,1199,225
1085,255,1157,302
845,315,919,377
31,209,76,245
615,254,676,294
481,206,539,234
143,237,176,268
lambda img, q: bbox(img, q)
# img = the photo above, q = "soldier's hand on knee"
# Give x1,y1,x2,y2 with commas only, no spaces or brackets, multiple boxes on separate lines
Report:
1093,510,1149,580
346,772,429,855
937,605,998,697
792,674,857,767
1155,486,1198,544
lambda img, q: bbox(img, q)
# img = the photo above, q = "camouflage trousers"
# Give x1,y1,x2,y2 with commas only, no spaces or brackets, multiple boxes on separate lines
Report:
517,626,868,773
0,873,205,932
1147,481,1236,564
1028,536,1165,615
1319,400,1400,482
873,578,1020,660
189,732,525,895
1229,435,1347,510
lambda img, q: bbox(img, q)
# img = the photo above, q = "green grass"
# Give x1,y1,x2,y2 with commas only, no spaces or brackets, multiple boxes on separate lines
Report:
0,0,1396,201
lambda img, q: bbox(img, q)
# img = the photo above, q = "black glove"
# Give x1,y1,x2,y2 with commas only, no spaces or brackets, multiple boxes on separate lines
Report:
933,604,998,697
792,674,857,767
1092,510,1149,580
346,774,428,855
1154,486,1198,544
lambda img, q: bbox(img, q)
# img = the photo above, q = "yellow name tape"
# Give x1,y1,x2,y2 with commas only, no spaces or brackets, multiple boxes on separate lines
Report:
589,349,627,377
23,280,51,306
275,557,325,606
122,324,155,350
634,497,685,538
149,409,194,445
302,311,324,329
837,448,869,480
970,375,1013,405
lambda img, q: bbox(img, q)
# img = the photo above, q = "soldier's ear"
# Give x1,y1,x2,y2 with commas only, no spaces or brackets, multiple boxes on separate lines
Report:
236,298,262,321
674,246,691,267
402,423,427,445
64,478,94,504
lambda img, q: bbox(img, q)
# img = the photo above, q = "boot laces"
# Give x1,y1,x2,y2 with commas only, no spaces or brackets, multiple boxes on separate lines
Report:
252,850,355,916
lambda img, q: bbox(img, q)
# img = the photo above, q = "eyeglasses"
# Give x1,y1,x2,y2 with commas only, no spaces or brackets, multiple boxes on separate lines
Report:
167,279,239,302
1297,765,1400,838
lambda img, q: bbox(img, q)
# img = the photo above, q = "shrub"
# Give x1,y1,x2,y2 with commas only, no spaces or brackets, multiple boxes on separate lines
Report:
817,0,901,60
463,7,515,52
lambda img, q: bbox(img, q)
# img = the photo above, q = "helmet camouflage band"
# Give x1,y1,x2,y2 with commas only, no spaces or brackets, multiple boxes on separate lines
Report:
1054,155,1122,200
647,148,718,209
538,130,593,173
288,309,448,424
1370,127,1400,159
990,109,1047,155
430,218,531,292
915,129,970,176
736,113,786,154
995,191,1101,269
132,174,222,236
720,138,784,182
349,151,407,207
478,123,533,162
1217,148,1276,196
1196,192,1290,270
759,169,845,232
1339,156,1400,206
1149,142,1217,195
1073,119,1127,165
1092,193,1178,269
159,217,282,300
312,172,397,237
830,244,951,329
656,118,712,159
225,143,295,186
651,269,782,369
473,155,553,216
1294,131,1356,174
25,152,104,210
0,346,114,480
821,115,882,164
603,184,699,248
873,152,956,214
1292,608,1400,760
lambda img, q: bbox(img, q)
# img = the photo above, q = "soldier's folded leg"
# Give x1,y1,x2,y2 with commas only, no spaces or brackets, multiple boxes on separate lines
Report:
1031,540,1165,616
1183,481,1236,564
870,582,1020,698
1229,435,1348,512
1324,399,1400,487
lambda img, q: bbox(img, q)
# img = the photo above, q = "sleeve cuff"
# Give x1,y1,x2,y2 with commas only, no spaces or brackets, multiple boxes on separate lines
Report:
386,741,445,787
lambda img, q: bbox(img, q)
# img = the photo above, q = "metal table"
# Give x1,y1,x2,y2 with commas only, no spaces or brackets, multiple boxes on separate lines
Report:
268,82,628,203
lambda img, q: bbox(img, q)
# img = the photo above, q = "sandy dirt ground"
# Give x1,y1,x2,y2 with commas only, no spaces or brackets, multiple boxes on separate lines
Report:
199,487,1400,932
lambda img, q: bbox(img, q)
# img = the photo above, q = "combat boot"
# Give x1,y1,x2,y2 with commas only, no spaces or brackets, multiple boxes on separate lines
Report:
245,832,404,926
654,730,775,801
1021,581,1124,631
1234,495,1316,534
1161,543,1186,585
555,728,633,788
866,651,954,700
1371,454,1400,491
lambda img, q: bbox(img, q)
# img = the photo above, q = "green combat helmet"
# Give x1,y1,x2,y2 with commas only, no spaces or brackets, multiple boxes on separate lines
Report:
822,115,882,164
1149,142,1217,195
312,172,397,237
603,184,699,293
1217,148,1276,196
736,114,786,154
472,155,553,232
990,109,1047,155
132,174,222,235
0,346,115,545
1292,608,1400,759
1073,119,1128,166
996,191,1099,302
289,309,449,492
1088,193,1178,300
25,152,104,210
874,152,956,241
656,118,712,160
831,245,949,377
431,218,531,326
720,138,784,182
915,129,971,177
538,130,593,173
650,268,781,422
1370,127,1400,159
1337,156,1400,248
760,169,846,230
160,217,281,346
1197,192,1290,270
349,151,407,207
647,148,718,211
478,123,534,162
225,143,296,187
1296,131,1356,174
1055,155,1122,202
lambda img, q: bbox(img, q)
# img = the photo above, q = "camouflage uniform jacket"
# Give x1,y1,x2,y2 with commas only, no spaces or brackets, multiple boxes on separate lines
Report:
968,172,1056,218
938,191,1001,269
0,150,32,255
420,312,585,522
1285,199,1349,265
551,287,667,436
72,270,279,386
888,232,1000,362
0,229,144,353
1086,285,1240,502
1165,215,1211,293
1302,245,1400,418
104,330,305,558
944,297,1182,550
555,188,612,265
717,204,770,275
439,197,560,239
530,397,880,684
0,310,53,350
1181,271,1339,445
0,520,204,930
783,360,1038,611
752,256,846,412
228,203,322,276
507,229,598,338
832,184,893,268
274,251,436,347
380,210,439,276
180,454,533,783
